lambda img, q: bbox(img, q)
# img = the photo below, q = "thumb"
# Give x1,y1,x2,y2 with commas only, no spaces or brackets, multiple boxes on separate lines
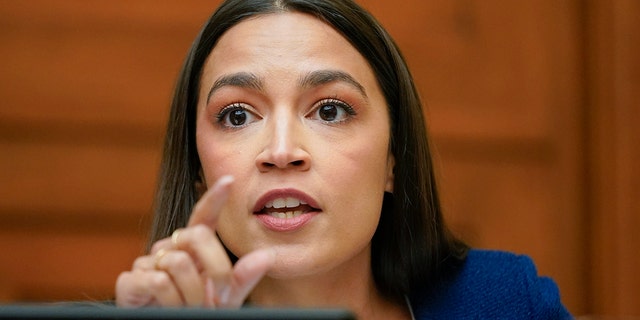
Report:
224,248,276,308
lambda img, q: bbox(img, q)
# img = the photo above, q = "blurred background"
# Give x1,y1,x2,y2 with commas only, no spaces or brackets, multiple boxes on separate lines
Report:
0,0,637,317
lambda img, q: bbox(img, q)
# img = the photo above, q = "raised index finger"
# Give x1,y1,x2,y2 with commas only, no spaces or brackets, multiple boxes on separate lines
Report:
188,175,234,228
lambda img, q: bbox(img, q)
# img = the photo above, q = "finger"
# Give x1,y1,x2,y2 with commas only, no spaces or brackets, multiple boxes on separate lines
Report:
115,270,183,307
115,271,154,307
223,248,276,308
173,224,234,289
188,175,234,227
155,250,206,307
132,255,155,271
150,238,173,255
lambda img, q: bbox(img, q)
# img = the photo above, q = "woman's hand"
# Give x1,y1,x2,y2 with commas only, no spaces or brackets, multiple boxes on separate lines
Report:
115,176,275,308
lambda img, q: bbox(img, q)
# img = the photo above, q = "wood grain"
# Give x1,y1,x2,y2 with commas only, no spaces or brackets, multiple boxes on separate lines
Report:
0,0,637,316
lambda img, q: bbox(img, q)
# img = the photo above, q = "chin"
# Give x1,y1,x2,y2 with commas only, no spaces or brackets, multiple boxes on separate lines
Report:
266,263,324,280
266,248,332,279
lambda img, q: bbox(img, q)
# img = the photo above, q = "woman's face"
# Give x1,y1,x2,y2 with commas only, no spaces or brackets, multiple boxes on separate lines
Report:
195,12,394,279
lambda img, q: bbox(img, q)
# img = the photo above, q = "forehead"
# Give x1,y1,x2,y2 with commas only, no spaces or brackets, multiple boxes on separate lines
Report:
201,12,376,86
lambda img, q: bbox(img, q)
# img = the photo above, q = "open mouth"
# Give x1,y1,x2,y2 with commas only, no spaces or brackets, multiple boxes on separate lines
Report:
255,197,320,219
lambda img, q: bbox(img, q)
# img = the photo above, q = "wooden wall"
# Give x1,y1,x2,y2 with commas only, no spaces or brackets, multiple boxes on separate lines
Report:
0,0,637,317
586,0,640,315
0,0,213,302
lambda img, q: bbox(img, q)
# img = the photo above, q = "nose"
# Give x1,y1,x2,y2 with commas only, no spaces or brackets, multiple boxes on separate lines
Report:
255,117,311,172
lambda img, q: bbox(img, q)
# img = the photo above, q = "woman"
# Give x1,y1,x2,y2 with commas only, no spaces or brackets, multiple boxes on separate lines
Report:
115,0,571,318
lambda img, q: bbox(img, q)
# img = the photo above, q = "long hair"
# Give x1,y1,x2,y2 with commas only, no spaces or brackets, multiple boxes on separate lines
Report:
148,0,468,302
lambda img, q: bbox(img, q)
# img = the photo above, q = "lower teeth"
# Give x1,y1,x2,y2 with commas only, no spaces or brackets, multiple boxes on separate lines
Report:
269,211,303,219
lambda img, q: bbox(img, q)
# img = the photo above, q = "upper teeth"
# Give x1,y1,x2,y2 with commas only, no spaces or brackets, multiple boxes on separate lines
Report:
265,197,308,209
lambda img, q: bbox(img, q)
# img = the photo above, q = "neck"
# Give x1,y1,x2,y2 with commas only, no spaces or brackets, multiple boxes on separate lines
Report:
248,250,411,320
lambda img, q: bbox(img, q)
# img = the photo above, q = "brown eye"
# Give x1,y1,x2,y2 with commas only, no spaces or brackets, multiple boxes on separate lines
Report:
311,99,356,123
229,109,247,126
319,105,338,121
216,103,258,128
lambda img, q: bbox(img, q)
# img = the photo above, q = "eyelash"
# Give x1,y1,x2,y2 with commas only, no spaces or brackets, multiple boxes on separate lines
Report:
213,98,357,127
313,98,357,123
314,98,356,116
215,102,249,122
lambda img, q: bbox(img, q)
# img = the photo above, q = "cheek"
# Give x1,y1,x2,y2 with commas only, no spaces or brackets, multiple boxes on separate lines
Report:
217,211,253,256
333,133,390,183
197,139,255,253
321,135,390,211
196,130,249,185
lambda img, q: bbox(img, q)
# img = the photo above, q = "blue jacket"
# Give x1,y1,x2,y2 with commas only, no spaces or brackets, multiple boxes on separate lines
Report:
410,250,572,319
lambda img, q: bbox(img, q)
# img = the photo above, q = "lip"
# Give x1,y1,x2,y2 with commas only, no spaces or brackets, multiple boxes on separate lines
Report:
253,188,322,232
255,212,319,232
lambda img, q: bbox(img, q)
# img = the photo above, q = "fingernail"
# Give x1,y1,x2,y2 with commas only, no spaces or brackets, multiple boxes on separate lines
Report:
219,286,232,305
205,278,215,306
216,175,234,188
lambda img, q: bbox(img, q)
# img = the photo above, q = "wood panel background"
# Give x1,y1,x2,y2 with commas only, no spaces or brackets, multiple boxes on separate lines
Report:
0,0,637,317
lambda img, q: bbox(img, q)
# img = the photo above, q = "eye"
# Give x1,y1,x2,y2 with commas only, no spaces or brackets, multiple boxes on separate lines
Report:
311,99,356,123
216,103,259,128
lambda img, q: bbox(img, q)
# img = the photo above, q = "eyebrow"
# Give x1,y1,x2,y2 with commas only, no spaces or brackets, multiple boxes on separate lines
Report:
207,72,263,104
299,70,368,100
206,69,368,104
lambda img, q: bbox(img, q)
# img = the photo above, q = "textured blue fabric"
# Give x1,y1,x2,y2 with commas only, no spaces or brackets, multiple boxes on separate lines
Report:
410,250,572,319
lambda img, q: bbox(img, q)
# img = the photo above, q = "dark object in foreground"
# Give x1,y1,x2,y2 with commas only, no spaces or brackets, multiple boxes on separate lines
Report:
0,304,356,320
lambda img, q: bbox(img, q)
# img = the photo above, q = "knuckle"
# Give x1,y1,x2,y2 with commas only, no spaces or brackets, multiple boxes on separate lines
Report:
132,256,150,269
167,251,193,273
149,272,173,292
150,241,164,254
115,271,131,291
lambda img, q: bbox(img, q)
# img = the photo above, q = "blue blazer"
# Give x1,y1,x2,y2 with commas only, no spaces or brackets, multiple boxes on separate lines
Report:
410,250,572,319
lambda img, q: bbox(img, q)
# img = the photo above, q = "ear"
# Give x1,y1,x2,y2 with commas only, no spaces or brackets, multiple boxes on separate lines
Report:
385,154,395,193
194,167,208,199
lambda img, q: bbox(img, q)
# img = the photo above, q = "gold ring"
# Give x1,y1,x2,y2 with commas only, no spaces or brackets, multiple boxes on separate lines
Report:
171,228,183,248
154,248,170,269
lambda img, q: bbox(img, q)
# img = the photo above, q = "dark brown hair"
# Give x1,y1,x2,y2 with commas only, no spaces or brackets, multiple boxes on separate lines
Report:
148,0,468,302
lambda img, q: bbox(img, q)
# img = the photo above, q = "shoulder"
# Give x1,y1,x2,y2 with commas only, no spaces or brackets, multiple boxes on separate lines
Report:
410,249,572,320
